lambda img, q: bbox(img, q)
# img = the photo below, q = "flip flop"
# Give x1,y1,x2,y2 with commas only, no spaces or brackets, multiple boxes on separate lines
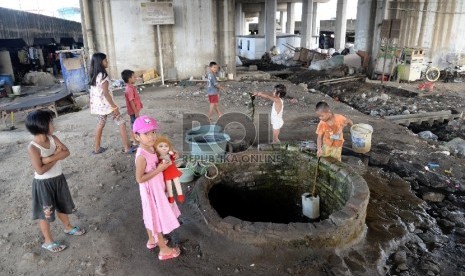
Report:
158,247,181,261
147,239,168,250
92,147,107,154
122,145,138,154
64,226,86,236
42,242,67,253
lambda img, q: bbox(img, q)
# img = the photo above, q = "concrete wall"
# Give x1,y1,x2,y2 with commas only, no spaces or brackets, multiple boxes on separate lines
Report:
172,0,218,78
0,7,82,45
109,1,156,78
84,0,235,80
387,0,465,68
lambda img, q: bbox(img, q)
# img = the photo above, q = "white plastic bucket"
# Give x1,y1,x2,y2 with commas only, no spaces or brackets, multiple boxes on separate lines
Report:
350,124,373,154
12,85,21,95
228,73,234,80
302,193,320,219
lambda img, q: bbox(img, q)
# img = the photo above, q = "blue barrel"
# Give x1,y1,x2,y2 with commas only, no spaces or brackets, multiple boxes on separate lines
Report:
0,74,14,86
59,52,88,93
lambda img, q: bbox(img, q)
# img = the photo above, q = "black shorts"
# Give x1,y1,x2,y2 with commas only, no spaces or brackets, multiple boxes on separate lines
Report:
130,114,136,126
31,174,75,221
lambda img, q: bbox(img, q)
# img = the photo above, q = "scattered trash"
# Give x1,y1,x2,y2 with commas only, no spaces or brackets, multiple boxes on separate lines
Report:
417,81,435,92
444,168,453,176
178,80,198,87
417,131,438,141
445,137,465,157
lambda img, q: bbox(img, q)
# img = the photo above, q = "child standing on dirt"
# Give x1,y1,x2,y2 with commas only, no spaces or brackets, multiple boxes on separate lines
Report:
206,61,224,121
315,101,353,161
89,52,136,154
26,110,86,253
121,69,143,145
254,84,287,143
133,115,181,260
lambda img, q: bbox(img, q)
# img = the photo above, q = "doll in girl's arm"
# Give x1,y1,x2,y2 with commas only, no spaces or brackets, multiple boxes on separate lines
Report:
154,135,184,203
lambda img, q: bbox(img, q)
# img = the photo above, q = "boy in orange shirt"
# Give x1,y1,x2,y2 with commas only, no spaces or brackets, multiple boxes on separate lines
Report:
315,101,353,161
122,69,143,144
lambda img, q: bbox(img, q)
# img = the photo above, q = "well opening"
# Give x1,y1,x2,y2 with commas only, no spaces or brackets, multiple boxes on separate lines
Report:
195,146,370,247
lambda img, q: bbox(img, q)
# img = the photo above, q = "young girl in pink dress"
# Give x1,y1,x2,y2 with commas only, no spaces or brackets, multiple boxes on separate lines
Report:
133,115,181,260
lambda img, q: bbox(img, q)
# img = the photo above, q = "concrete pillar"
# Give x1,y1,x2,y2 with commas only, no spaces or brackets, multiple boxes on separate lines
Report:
102,0,117,77
279,11,284,33
258,3,266,35
80,0,95,56
334,0,348,51
354,0,376,52
286,2,295,34
218,0,236,76
236,3,244,36
311,1,319,48
300,0,313,49
265,0,277,51
370,0,389,75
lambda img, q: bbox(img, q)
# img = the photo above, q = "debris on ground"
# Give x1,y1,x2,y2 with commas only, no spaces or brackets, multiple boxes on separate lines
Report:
445,137,465,157
418,130,439,141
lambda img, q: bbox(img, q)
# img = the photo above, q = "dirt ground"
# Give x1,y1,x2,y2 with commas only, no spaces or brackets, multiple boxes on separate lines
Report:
1,71,465,275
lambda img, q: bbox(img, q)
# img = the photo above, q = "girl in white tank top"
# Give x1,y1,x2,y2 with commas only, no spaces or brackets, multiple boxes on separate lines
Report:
26,110,85,253
253,84,287,143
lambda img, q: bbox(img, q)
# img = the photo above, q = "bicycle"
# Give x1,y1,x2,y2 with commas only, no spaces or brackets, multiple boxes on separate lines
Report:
421,61,440,82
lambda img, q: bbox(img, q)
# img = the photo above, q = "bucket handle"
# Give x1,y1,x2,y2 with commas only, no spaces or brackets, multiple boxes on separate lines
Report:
181,160,219,180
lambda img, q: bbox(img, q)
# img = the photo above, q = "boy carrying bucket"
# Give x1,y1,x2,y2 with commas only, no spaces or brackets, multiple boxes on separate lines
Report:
315,101,353,161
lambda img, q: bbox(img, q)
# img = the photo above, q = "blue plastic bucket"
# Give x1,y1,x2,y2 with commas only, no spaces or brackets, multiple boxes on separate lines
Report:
185,124,222,141
186,133,230,162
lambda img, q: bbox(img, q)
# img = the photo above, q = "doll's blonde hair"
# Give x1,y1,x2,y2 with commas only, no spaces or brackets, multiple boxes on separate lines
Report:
154,135,173,154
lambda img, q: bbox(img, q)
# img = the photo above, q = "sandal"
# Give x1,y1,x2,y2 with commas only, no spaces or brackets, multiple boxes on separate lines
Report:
122,145,138,154
158,247,181,261
147,239,168,250
42,242,67,253
64,226,86,236
92,147,107,155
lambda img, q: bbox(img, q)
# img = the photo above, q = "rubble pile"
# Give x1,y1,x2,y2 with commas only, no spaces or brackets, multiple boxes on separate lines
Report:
270,50,299,67
319,82,465,141
22,72,58,86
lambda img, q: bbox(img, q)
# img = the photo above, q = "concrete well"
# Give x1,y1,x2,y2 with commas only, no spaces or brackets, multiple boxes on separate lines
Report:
194,146,369,248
